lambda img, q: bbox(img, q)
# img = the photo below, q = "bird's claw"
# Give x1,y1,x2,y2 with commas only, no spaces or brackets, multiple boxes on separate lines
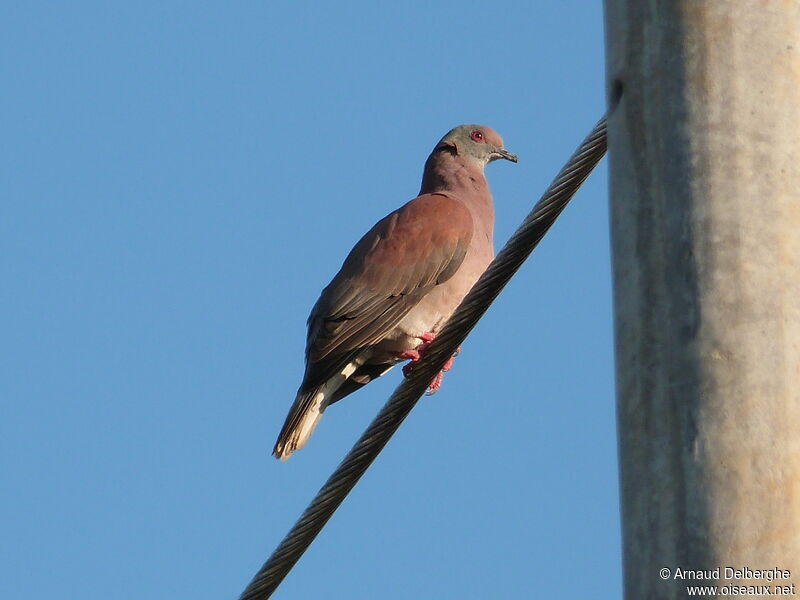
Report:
425,370,445,395
400,333,461,394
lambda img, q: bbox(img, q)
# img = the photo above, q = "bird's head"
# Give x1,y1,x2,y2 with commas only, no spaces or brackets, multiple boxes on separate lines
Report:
434,124,518,167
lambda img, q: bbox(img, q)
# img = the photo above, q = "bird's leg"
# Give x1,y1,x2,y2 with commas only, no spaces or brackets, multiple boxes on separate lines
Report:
399,331,461,394
424,345,460,395
399,331,436,376
417,331,436,343
398,348,421,365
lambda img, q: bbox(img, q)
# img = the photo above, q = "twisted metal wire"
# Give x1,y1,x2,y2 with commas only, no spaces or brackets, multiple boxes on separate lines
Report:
240,116,607,600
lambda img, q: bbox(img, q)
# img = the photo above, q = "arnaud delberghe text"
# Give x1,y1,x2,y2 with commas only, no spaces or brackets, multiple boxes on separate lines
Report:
673,567,791,582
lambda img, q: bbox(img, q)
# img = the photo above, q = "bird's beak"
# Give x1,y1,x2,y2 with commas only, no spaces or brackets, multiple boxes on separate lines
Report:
492,148,519,163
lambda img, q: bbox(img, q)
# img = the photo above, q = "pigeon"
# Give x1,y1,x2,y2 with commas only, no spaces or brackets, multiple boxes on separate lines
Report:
273,124,517,460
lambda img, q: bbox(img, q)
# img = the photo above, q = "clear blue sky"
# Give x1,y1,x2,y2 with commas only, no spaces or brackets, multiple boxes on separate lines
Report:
2,2,617,598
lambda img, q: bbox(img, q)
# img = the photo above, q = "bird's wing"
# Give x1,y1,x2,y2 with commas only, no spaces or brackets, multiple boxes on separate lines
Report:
301,192,474,392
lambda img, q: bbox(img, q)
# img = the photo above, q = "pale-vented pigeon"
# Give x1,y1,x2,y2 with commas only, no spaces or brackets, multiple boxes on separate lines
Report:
273,125,517,460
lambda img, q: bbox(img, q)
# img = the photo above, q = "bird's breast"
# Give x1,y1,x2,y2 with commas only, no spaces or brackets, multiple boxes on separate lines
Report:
378,234,494,355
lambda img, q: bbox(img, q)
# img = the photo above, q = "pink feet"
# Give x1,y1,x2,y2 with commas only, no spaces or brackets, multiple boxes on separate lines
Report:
399,331,460,395
399,331,435,372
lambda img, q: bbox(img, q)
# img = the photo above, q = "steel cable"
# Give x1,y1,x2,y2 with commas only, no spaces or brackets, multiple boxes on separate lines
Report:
240,116,607,599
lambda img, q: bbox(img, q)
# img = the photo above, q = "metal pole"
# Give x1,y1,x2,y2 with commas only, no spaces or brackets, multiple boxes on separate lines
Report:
604,2,800,598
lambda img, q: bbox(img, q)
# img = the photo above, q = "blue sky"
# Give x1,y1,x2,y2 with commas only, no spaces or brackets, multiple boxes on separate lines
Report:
2,2,617,598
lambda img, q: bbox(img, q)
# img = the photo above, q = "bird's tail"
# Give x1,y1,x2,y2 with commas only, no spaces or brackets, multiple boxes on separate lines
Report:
272,387,327,460
273,362,360,460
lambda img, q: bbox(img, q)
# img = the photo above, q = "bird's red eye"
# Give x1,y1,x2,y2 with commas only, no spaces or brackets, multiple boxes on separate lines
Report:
470,130,484,142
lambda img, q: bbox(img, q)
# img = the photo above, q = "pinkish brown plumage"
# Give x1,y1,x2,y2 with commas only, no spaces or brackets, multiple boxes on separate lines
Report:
273,125,517,460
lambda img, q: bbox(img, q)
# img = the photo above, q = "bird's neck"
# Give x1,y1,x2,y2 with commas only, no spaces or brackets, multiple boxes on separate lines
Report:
419,153,495,231
420,152,488,195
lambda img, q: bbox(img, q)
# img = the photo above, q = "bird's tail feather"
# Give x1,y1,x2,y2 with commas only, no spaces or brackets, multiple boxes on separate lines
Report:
273,362,359,460
272,388,326,460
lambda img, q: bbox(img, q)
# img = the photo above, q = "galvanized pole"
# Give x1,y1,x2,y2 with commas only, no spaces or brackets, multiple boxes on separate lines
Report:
604,2,800,598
